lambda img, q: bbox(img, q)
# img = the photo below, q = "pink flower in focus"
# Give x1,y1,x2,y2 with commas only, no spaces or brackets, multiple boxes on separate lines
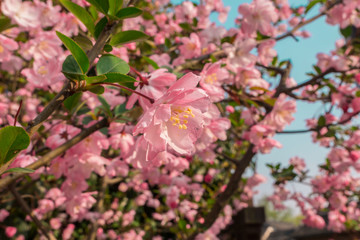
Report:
126,68,177,110
133,73,211,155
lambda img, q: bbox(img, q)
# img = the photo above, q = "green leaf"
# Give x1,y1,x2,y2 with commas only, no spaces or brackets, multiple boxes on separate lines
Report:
104,72,136,89
98,95,112,117
56,31,90,74
0,126,30,166
104,44,113,52
85,0,109,14
64,92,83,111
85,75,107,84
179,23,192,32
3,167,35,174
108,0,123,16
143,56,159,69
97,54,130,75
340,25,353,38
59,0,95,35
94,17,108,39
317,115,326,127
87,85,105,94
305,0,322,14
62,55,86,81
0,16,13,33
74,35,94,52
110,30,149,46
115,7,143,20
178,219,187,230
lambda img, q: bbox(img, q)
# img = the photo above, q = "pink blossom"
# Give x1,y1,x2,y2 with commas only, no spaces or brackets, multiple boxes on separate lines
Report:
328,210,346,232
50,218,62,230
199,62,229,102
1,0,40,28
289,156,306,173
0,209,9,222
134,73,211,155
20,31,63,61
21,58,63,90
329,192,347,210
0,35,18,62
257,39,277,66
263,94,296,131
179,33,201,59
5,226,17,238
238,0,278,36
126,68,177,110
303,210,325,229
62,224,75,240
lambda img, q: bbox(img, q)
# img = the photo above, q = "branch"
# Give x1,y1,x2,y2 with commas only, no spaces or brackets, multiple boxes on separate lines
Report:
9,184,56,240
274,61,292,98
0,118,109,192
188,145,255,240
285,67,336,92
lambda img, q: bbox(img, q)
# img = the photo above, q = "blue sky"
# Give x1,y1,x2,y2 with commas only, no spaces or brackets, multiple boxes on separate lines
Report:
172,0,341,211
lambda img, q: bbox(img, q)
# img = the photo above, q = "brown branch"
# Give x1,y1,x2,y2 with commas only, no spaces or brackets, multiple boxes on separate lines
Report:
284,67,336,92
0,118,109,192
274,61,292,98
88,176,108,240
9,184,56,240
188,145,255,240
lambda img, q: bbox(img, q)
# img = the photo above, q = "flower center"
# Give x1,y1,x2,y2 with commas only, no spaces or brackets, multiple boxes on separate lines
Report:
37,66,48,75
205,73,217,85
169,106,195,130
0,45,3,53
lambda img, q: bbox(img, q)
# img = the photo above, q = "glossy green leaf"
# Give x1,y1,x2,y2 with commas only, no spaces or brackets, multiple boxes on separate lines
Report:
87,85,105,94
110,30,149,46
85,0,109,14
143,56,159,69
56,31,90,74
115,7,142,20
108,0,123,16
0,126,30,166
103,44,113,52
3,167,35,174
103,72,136,89
59,0,95,35
74,35,93,52
64,92,83,111
62,55,86,81
0,16,14,33
98,95,112,117
85,75,107,84
305,0,322,14
94,17,108,39
97,55,130,75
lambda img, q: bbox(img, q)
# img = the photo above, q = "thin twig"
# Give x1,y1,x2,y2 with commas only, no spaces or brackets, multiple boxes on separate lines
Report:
92,82,154,103
9,184,56,240
188,145,255,240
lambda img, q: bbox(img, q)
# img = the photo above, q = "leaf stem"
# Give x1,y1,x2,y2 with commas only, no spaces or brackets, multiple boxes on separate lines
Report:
92,82,154,104
14,99,22,126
